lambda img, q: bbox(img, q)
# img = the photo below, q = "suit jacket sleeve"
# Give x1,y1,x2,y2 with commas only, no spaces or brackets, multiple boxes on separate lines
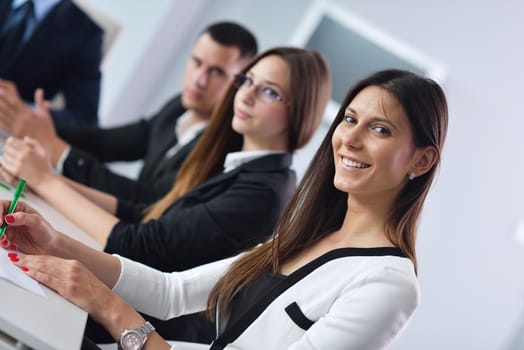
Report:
57,118,150,162
104,171,292,272
58,117,152,197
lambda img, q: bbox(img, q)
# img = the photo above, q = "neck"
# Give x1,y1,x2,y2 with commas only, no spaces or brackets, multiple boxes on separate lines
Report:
186,110,210,126
241,136,288,152
334,193,395,247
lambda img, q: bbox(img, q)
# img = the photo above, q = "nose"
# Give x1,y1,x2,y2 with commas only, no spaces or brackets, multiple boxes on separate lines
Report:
195,68,209,88
341,125,363,149
239,83,257,104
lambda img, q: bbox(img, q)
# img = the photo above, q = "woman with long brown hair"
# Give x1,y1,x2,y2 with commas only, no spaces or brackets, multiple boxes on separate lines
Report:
0,47,330,273
3,69,447,349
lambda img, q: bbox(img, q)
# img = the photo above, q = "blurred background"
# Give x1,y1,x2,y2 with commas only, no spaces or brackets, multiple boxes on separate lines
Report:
79,0,524,348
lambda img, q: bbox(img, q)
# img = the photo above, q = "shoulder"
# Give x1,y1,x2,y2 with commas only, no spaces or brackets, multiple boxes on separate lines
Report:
341,255,420,306
51,0,103,34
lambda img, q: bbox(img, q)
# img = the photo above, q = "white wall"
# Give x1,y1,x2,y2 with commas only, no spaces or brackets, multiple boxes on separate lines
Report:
85,0,524,348
83,0,210,127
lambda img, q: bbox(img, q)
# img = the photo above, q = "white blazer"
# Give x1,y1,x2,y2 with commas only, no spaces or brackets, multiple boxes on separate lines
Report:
112,247,419,350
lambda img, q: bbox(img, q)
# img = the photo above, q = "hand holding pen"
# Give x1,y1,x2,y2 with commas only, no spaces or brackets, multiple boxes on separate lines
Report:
0,179,26,239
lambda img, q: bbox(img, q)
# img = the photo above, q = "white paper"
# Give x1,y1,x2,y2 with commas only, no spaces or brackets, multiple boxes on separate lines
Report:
0,248,47,298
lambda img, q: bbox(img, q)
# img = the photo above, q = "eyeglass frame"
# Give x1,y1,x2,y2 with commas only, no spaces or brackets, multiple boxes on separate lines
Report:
233,73,290,105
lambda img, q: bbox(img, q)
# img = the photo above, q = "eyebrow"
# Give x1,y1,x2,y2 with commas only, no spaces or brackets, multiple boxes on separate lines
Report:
246,71,284,91
192,55,226,75
345,107,399,131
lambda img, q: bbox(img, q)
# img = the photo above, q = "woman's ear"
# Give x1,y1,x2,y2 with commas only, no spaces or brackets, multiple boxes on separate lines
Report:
411,146,438,177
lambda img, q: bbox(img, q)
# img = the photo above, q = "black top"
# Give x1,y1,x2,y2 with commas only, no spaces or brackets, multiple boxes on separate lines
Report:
227,271,286,332
104,153,296,272
58,95,193,204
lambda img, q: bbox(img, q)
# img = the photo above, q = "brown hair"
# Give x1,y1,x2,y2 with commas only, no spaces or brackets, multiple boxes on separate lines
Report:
206,69,448,318
142,47,331,221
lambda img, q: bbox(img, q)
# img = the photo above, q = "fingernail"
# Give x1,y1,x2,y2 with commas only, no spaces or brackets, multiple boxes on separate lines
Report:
9,244,17,250
1,240,8,247
21,266,28,272
9,256,19,262
4,215,14,224
7,252,17,258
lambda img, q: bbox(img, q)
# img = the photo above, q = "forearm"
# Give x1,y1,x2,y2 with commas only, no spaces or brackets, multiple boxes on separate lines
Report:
51,232,121,288
62,176,117,214
33,174,119,245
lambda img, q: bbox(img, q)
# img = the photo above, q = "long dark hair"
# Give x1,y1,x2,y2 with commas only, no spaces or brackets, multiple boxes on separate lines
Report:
143,47,331,221
206,69,448,318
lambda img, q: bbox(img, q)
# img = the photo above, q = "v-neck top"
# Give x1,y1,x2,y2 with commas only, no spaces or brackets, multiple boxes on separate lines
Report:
223,247,405,334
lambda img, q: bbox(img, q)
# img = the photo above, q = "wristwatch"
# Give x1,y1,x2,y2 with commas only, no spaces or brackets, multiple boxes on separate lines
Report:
117,321,155,350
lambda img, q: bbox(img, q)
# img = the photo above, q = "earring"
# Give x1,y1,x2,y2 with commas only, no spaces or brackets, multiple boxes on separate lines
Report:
408,172,416,180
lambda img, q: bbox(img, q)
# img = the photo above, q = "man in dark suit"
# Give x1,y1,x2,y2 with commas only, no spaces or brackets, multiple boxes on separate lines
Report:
0,21,258,206
0,0,103,126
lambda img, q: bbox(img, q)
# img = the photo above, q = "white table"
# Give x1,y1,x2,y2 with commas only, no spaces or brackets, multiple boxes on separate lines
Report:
0,185,102,350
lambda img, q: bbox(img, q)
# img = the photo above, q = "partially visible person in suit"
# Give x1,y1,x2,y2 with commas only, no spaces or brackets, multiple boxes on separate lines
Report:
1,47,331,344
0,0,103,126
3,69,448,350
0,21,258,206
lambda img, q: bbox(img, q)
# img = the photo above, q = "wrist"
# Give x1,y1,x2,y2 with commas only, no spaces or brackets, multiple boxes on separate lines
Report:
97,295,146,341
48,138,69,167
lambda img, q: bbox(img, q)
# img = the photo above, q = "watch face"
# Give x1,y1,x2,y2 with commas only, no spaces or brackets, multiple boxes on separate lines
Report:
121,330,142,350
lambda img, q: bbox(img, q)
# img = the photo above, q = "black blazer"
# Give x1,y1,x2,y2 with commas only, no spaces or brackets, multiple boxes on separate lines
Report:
105,153,296,272
58,95,193,203
0,0,103,126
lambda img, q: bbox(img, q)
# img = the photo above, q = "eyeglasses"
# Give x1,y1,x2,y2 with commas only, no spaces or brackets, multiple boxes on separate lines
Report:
234,74,289,105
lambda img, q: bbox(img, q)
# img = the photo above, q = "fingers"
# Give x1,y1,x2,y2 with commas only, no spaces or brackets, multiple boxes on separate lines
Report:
34,88,51,112
0,80,20,106
11,254,104,314
11,254,69,293
0,166,18,186
22,136,41,150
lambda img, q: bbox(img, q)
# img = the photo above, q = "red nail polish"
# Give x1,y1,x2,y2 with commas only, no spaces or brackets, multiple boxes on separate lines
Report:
4,215,14,224
9,244,17,250
1,240,8,247
21,266,28,272
9,256,19,262
7,253,17,258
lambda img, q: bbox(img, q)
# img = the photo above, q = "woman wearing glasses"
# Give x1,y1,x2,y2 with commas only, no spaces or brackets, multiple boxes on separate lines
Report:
2,46,330,270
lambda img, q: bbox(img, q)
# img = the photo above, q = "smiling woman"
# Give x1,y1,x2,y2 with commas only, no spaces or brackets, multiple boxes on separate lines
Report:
1,68,447,349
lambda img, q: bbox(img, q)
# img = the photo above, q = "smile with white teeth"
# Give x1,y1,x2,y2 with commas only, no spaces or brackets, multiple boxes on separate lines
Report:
341,157,370,169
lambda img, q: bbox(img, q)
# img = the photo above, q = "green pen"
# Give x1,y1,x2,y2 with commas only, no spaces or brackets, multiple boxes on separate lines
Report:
0,181,10,192
0,179,26,239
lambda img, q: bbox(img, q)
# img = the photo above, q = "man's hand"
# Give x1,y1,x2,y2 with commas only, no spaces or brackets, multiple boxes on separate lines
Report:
0,81,68,166
0,80,33,137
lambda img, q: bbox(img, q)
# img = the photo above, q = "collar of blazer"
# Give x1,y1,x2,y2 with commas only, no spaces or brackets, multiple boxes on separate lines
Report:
186,152,293,196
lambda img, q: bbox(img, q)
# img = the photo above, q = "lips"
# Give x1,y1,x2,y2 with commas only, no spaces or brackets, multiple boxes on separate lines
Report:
234,108,251,119
185,88,202,100
341,156,370,169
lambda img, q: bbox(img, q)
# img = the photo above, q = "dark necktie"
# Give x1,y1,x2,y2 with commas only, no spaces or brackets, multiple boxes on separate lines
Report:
0,0,34,68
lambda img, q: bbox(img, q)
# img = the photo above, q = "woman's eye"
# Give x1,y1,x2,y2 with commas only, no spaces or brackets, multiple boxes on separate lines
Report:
344,115,357,124
372,126,390,135
263,87,281,101
244,77,254,86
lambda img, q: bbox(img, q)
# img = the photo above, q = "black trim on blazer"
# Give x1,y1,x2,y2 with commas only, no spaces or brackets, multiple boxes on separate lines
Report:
285,302,315,330
210,247,406,349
